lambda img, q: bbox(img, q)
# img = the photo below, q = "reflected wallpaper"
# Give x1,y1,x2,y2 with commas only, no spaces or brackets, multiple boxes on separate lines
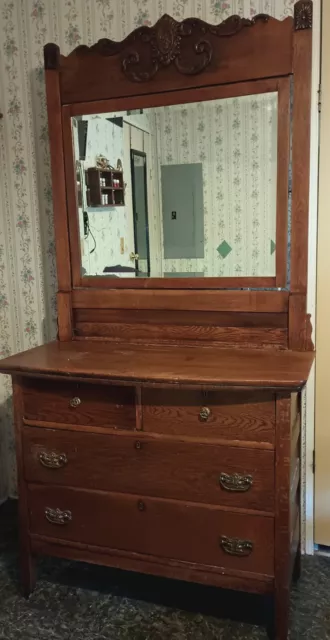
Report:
154,94,278,277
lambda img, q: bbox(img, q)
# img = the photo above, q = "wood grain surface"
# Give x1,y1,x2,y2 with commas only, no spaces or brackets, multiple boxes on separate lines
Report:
12,377,36,596
72,289,289,313
23,427,274,511
73,308,289,349
74,323,288,349
142,388,276,445
22,378,135,429
274,394,293,640
0,341,314,388
28,485,274,576
74,309,288,328
30,533,274,594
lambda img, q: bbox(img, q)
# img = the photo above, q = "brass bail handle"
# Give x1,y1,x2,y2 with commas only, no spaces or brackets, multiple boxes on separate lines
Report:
45,507,72,525
219,472,253,493
38,451,68,469
220,536,253,557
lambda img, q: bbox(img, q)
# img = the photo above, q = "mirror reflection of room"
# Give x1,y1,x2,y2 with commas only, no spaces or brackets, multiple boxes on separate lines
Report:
72,92,278,279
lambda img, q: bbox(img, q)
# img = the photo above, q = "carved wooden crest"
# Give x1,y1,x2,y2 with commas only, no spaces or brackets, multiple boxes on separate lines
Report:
44,2,313,82
121,13,269,82
294,0,313,31
45,12,271,81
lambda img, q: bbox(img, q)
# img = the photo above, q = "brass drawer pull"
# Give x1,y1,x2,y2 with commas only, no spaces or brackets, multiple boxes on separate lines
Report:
220,535,253,557
69,397,81,408
219,472,253,493
135,440,142,450
38,451,68,469
199,406,211,422
45,507,72,525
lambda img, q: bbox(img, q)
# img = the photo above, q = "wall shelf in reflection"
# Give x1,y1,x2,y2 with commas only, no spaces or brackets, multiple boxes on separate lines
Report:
85,167,125,207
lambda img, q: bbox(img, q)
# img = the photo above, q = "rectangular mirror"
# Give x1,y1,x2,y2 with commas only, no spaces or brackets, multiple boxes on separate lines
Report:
71,91,279,280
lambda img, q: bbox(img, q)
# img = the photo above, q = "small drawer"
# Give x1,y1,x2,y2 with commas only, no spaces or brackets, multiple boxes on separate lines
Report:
142,389,275,446
22,378,135,430
28,485,274,577
23,427,275,511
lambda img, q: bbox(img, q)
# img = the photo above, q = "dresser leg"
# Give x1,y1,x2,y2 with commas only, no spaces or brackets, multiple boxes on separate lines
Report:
272,588,290,640
21,551,36,598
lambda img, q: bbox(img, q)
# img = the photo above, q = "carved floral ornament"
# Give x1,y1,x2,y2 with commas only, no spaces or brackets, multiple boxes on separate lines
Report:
43,1,313,78
121,13,271,82
119,1,313,82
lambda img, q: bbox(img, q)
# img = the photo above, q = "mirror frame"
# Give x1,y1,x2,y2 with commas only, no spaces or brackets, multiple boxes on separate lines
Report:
44,1,313,349
63,78,290,290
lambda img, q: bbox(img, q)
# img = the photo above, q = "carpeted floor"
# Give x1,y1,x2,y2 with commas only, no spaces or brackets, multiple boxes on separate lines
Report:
1,500,330,639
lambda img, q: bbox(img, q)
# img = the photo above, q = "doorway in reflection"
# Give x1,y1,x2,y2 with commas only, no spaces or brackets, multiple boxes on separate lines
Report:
131,150,150,277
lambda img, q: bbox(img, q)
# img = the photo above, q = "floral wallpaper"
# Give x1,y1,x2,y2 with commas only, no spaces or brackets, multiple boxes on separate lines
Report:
0,0,294,503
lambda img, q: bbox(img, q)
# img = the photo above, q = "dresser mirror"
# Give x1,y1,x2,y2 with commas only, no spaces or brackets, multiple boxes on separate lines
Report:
66,72,290,289
71,90,279,281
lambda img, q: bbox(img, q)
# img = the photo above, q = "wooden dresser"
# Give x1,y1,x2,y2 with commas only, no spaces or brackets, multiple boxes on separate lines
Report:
0,2,315,639
1,342,314,638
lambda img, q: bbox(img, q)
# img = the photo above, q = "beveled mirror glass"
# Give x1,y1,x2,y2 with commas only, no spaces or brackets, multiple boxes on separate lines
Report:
71,91,278,279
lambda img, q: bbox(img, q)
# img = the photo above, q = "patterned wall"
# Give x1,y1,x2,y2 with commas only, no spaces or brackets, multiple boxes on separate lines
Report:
153,95,277,277
0,0,294,501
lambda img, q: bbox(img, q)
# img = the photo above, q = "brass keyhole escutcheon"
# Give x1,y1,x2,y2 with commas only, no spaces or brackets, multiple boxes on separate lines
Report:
135,440,142,450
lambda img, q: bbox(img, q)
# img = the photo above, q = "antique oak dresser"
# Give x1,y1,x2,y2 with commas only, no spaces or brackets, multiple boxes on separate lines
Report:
0,2,315,638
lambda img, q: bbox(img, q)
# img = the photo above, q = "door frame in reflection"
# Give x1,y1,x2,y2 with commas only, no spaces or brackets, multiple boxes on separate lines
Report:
130,149,151,277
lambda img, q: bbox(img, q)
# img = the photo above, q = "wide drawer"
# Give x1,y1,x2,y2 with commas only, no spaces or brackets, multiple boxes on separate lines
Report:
28,485,274,576
22,379,135,430
23,427,274,511
142,389,275,446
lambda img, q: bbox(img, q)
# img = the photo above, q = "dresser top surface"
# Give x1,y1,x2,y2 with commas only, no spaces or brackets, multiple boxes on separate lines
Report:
0,341,314,389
